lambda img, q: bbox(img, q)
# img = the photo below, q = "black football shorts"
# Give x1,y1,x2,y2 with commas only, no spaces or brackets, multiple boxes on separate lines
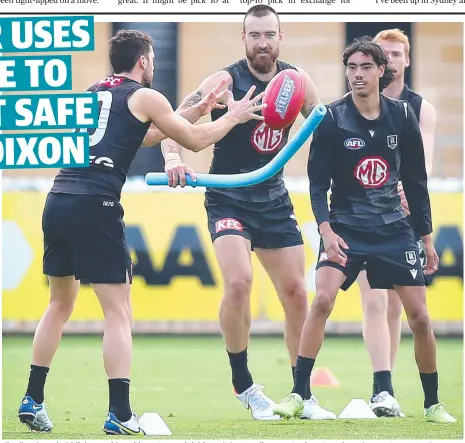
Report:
317,219,426,290
42,192,132,284
205,192,303,250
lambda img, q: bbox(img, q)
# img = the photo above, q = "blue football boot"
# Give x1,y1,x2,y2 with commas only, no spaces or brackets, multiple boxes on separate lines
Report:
103,412,146,435
18,396,53,432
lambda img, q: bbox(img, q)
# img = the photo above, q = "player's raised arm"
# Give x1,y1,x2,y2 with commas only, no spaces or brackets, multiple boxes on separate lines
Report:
131,85,264,153
296,66,322,118
158,70,232,168
177,70,232,111
141,72,231,147
399,101,432,239
308,110,348,265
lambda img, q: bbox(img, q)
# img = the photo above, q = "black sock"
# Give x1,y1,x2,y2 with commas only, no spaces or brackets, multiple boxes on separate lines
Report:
372,374,378,397
420,371,439,409
228,349,253,394
291,356,315,399
373,371,394,397
292,365,311,400
25,365,49,404
108,378,132,422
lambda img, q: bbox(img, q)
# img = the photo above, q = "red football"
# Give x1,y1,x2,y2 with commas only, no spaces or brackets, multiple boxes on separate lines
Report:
262,69,305,130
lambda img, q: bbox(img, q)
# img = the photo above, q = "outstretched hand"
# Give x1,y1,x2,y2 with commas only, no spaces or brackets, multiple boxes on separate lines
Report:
196,78,229,116
220,85,267,124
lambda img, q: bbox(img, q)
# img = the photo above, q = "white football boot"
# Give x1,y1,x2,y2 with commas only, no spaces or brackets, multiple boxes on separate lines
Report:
301,395,337,420
235,383,281,420
369,391,403,417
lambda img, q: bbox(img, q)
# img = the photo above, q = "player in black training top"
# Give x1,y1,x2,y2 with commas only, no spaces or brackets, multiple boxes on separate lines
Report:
355,29,438,412
17,29,266,435
273,38,456,423
161,5,335,421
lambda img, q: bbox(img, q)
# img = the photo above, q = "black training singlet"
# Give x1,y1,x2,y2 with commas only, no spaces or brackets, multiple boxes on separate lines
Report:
206,59,298,203
399,84,422,122
51,76,151,201
309,93,432,237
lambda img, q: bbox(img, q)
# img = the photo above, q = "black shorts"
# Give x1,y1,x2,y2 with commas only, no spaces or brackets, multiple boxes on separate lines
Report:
316,219,426,291
359,216,432,286
42,192,132,284
407,215,433,286
204,192,303,249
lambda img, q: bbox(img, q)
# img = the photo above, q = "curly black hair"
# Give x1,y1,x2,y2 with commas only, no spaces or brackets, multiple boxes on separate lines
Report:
343,36,395,92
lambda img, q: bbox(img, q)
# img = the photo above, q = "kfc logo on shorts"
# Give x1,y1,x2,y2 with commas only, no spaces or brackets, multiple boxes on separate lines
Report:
215,218,243,233
251,122,284,153
354,156,390,188
405,251,417,265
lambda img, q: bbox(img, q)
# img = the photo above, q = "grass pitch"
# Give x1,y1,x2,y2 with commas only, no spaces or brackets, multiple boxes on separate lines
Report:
2,335,463,439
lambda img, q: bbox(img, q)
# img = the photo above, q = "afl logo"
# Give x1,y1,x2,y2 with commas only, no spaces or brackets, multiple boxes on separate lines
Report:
344,138,365,150
251,122,284,154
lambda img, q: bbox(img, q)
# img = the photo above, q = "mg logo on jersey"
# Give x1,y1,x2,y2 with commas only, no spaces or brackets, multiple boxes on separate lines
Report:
251,122,284,154
215,218,243,233
354,156,390,188
387,134,398,149
344,138,365,150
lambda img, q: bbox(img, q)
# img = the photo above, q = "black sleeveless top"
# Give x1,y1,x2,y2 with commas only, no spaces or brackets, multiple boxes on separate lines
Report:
399,84,422,122
51,76,151,201
207,59,298,203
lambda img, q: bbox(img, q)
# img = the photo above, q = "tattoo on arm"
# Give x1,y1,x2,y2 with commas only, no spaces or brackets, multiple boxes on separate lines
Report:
181,90,203,109
162,138,182,156
302,103,315,118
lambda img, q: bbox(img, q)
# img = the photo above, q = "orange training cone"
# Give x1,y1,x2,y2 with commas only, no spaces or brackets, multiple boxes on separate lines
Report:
310,367,340,387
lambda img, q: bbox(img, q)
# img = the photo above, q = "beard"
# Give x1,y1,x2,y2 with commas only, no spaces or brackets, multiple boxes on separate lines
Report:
246,45,279,74
142,70,153,88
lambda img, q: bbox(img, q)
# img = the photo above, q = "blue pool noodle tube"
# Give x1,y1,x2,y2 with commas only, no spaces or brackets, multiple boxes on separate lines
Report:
145,104,327,188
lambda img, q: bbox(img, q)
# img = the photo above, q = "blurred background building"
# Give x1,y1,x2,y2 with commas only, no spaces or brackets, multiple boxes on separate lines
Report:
2,22,463,336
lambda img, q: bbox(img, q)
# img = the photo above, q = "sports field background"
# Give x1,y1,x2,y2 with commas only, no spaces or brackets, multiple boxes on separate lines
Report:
2,19,463,441
2,335,463,439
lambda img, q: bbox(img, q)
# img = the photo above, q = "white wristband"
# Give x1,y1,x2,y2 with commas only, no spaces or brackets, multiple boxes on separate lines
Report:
165,153,181,163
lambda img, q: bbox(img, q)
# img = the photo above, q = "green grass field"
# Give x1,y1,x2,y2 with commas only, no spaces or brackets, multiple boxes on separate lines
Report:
2,335,463,439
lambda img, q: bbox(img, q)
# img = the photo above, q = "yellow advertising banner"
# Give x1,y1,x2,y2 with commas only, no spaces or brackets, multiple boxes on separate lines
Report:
2,191,463,323
264,193,464,322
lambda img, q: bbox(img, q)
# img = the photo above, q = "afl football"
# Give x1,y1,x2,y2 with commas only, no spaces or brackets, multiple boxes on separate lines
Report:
262,69,305,130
